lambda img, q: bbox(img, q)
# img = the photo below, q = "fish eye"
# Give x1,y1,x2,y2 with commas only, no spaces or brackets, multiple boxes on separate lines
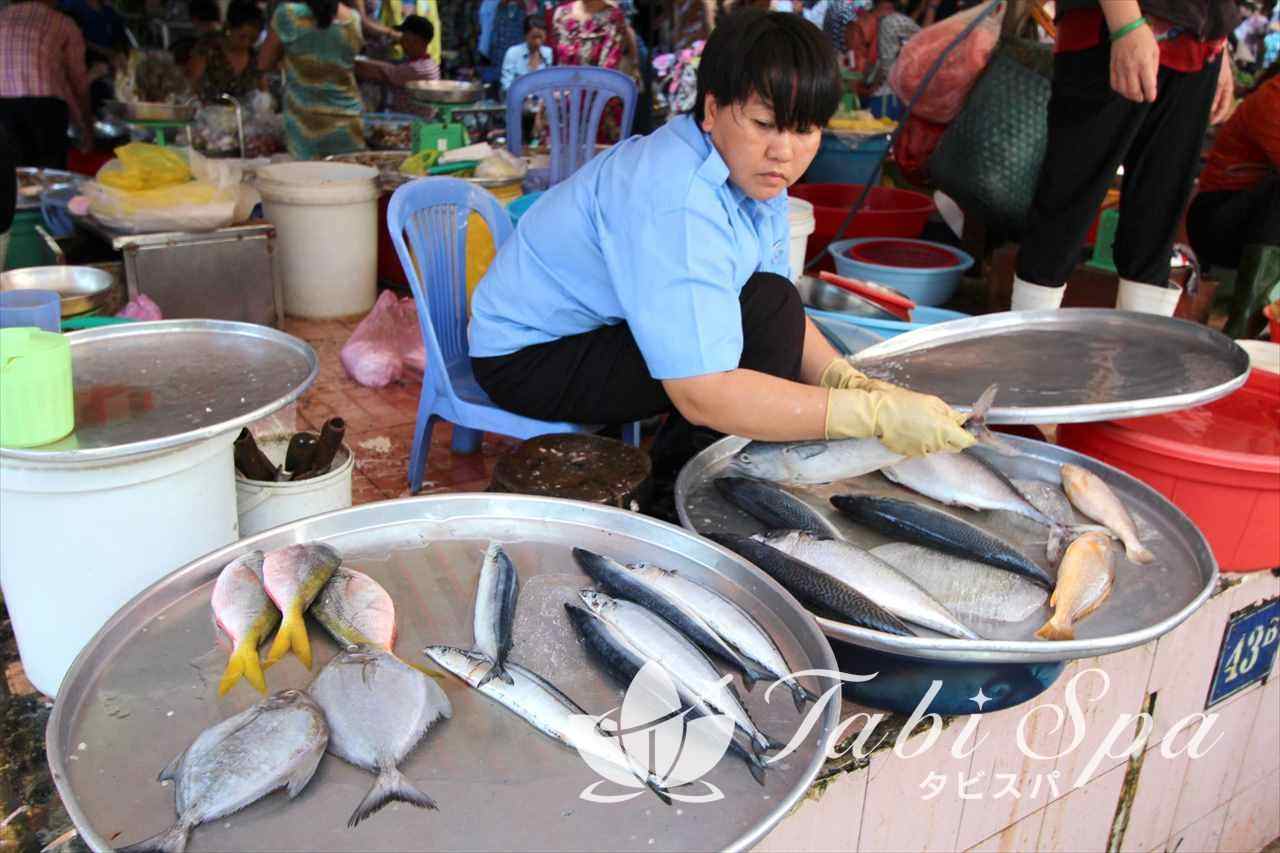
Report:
737,452,751,464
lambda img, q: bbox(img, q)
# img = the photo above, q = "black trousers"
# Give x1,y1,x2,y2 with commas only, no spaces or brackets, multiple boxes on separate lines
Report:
1016,43,1222,287
1186,177,1280,269
472,271,806,472
0,97,70,170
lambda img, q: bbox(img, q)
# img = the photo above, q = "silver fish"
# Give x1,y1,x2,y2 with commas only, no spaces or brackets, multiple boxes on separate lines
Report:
1012,479,1076,527
729,438,904,485
120,690,328,853
573,548,818,710
870,542,1049,624
730,384,1008,485
574,590,780,757
310,566,396,652
422,645,671,803
881,452,1056,526
755,531,979,639
473,543,519,686
309,647,452,826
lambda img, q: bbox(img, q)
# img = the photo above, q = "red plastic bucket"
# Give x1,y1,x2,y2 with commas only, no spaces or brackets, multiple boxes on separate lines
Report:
1058,369,1280,573
789,183,935,273
846,238,962,269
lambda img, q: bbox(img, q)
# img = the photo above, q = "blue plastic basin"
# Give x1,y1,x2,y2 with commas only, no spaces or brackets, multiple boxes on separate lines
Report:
830,237,974,307
806,304,968,339
803,133,891,185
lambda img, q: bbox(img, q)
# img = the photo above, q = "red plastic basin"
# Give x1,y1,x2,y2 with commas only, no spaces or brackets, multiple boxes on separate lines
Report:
1058,368,1280,573
789,183,935,273
847,238,963,269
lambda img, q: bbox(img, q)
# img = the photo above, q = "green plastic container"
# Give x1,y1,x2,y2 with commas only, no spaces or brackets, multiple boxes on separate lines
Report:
1088,208,1119,274
0,327,75,448
4,210,56,271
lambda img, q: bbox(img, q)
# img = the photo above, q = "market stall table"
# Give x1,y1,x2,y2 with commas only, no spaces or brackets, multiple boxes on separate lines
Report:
48,495,841,852
72,216,284,327
0,320,317,695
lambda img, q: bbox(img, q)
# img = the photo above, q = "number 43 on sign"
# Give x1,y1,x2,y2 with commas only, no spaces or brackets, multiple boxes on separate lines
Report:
1207,596,1280,708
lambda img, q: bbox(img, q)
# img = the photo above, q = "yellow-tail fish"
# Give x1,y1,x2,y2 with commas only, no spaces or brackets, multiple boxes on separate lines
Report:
263,543,341,669
309,566,396,652
1036,532,1116,641
211,551,279,696
1060,464,1154,564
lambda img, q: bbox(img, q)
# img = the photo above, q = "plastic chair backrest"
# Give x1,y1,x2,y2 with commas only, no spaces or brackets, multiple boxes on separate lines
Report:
505,66,637,186
386,178,515,397
413,121,469,154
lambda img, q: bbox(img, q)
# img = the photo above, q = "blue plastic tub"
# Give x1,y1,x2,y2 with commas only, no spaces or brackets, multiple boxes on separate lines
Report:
805,309,885,355
829,237,974,307
802,133,890,185
806,304,968,339
508,191,544,225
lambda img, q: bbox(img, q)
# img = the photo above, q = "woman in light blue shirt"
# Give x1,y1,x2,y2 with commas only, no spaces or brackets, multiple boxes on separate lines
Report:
470,9,971,503
501,14,553,94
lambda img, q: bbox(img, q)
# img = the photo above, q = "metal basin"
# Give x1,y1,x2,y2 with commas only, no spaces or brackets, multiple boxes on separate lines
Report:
405,79,484,104
1,266,115,317
795,274,898,319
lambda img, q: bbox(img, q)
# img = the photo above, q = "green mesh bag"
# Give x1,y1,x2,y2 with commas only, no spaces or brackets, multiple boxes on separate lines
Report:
928,41,1052,234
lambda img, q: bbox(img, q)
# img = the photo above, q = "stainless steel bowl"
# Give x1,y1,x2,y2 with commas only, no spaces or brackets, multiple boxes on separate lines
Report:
105,100,198,122
0,266,115,317
795,274,898,319
404,79,484,104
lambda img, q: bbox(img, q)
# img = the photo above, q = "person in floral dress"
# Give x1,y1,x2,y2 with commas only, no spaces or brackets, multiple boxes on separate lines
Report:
551,0,638,140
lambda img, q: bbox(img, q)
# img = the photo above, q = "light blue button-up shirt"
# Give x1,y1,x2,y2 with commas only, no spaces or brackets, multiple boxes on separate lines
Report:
468,115,792,380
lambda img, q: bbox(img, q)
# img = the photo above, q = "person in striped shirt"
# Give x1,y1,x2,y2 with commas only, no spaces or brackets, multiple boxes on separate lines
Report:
0,0,93,168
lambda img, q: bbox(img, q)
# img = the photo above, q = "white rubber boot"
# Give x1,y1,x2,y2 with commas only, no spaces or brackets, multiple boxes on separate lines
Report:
1011,276,1066,311
1115,278,1182,316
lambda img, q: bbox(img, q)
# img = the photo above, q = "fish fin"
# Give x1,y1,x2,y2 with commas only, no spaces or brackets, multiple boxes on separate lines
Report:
218,641,268,696
348,766,438,828
792,682,820,713
117,822,191,853
739,666,759,692
156,748,185,783
265,605,312,670
476,661,513,688
1035,616,1074,641
285,750,323,800
1127,542,1156,564
1047,526,1066,566
963,385,1020,456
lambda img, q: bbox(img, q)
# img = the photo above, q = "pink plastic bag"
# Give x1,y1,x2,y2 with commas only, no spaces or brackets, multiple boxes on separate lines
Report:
889,1,1006,124
116,293,163,321
340,290,426,388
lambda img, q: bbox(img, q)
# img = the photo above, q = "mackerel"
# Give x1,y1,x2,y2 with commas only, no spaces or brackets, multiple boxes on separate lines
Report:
473,543,519,686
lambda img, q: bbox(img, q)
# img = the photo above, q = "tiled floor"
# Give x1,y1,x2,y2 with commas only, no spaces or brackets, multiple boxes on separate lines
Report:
280,316,521,501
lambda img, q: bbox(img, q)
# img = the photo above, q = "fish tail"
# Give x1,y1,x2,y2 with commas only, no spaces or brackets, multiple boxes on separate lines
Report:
218,641,268,696
1047,526,1066,565
348,766,438,828
1035,616,1075,641
1127,541,1156,564
117,821,192,853
476,660,513,688
790,681,819,713
265,605,312,670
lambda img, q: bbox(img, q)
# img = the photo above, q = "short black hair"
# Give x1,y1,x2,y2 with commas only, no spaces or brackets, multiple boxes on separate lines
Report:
226,0,263,30
693,8,841,132
188,0,220,23
524,13,546,33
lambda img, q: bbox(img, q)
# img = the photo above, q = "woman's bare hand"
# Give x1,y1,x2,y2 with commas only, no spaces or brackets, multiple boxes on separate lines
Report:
1110,23,1159,103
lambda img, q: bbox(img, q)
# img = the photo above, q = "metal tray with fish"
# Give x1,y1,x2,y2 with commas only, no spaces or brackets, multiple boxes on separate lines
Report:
676,435,1216,670
850,309,1251,424
49,495,840,853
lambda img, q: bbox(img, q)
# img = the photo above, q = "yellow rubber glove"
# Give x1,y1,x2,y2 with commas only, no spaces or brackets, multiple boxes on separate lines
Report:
819,357,907,395
825,388,975,456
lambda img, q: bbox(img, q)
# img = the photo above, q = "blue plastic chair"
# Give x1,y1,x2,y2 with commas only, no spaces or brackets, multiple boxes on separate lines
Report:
505,66,638,187
387,177,638,494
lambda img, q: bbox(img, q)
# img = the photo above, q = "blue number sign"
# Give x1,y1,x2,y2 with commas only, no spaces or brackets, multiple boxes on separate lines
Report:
1206,596,1280,709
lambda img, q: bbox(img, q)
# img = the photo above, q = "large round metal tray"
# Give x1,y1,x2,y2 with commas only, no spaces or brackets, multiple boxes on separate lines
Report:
48,495,840,853
405,79,484,104
676,435,1217,664
106,99,198,123
851,309,1251,424
0,320,317,463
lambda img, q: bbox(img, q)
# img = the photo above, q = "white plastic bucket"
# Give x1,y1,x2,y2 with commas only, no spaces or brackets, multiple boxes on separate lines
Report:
0,434,238,695
788,197,815,283
256,162,380,319
235,436,354,537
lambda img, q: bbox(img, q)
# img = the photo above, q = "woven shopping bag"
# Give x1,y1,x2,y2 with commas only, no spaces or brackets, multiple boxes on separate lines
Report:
927,39,1053,234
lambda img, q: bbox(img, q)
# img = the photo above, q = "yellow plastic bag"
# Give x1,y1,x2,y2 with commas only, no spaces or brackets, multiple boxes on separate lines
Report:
465,214,495,303
96,143,192,192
